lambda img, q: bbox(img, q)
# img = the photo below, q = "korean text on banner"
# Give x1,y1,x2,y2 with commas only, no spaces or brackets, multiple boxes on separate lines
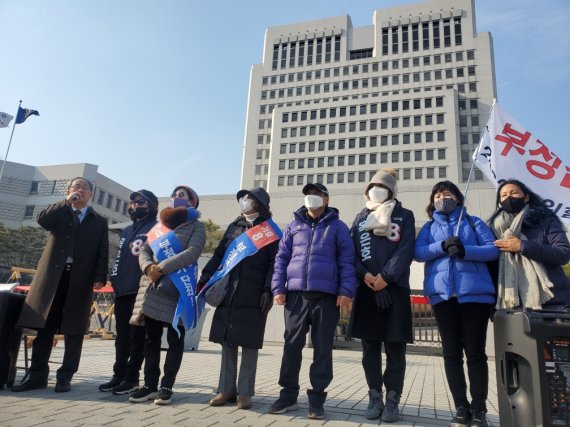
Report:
474,103,570,226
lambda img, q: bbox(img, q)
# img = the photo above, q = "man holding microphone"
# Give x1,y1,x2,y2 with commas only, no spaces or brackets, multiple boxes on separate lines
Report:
13,177,108,393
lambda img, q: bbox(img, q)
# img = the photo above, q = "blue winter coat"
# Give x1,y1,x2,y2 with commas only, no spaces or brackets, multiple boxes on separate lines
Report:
414,207,499,306
271,206,356,297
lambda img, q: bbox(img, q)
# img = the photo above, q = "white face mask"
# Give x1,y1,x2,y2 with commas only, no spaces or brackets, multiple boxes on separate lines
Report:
304,194,324,210
368,187,390,204
239,196,255,213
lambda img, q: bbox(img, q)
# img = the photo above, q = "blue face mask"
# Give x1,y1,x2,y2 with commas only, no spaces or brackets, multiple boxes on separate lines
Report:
434,197,458,214
171,198,190,208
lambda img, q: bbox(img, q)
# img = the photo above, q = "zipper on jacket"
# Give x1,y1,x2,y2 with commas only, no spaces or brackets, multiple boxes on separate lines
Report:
304,222,316,289
445,215,457,298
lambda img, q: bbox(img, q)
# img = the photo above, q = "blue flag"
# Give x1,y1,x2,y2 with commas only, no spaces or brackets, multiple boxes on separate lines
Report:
15,107,39,124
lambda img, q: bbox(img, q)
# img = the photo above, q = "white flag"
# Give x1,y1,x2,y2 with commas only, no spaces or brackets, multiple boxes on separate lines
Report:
0,112,13,128
474,103,570,226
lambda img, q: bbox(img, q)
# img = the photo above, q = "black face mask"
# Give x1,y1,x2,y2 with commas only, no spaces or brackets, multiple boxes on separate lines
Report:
500,196,526,214
128,207,149,221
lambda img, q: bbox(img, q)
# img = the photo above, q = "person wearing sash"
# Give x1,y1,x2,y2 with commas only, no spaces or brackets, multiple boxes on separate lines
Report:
129,185,205,405
347,169,415,423
13,177,108,393
270,183,356,420
99,189,159,395
198,187,279,410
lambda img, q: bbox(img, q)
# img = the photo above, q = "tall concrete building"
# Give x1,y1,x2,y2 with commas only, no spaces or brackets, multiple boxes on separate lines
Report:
0,162,132,229
240,0,497,224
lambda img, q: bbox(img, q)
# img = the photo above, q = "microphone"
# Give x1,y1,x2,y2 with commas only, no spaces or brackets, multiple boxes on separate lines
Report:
71,194,80,202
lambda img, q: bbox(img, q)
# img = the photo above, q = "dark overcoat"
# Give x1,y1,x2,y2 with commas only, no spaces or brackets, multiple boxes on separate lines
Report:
205,216,278,349
347,203,415,343
17,200,109,335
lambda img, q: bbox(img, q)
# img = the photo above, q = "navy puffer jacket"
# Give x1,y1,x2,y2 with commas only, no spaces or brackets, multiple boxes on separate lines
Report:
271,206,356,298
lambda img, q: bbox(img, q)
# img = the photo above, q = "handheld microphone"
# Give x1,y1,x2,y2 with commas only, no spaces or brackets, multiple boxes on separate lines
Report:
71,194,80,202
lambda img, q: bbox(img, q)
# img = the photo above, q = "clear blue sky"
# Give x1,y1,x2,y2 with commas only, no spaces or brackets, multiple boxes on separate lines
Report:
1,0,569,197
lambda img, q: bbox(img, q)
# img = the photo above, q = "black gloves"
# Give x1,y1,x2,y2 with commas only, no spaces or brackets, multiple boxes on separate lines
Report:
448,242,465,259
443,236,461,251
374,289,392,310
442,236,465,259
260,291,273,316
197,272,211,293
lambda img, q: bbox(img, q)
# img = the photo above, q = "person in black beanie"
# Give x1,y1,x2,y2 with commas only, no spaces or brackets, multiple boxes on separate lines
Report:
199,187,278,410
99,189,159,395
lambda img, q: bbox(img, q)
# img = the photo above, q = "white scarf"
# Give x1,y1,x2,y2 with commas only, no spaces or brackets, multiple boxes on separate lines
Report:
363,199,396,236
491,206,554,309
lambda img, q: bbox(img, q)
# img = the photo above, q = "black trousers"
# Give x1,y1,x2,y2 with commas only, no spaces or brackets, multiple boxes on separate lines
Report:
143,316,185,390
278,293,339,406
361,339,406,397
112,294,145,383
433,298,491,412
30,268,84,382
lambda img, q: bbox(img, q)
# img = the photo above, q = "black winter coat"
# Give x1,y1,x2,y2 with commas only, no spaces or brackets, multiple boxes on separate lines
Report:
347,202,415,343
109,217,157,297
504,208,570,306
205,216,278,349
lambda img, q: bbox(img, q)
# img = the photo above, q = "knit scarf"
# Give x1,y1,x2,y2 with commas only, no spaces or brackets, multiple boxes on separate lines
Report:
490,206,554,309
363,199,396,236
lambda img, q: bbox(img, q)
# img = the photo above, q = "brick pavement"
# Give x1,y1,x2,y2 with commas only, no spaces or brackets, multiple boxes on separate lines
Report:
0,339,499,426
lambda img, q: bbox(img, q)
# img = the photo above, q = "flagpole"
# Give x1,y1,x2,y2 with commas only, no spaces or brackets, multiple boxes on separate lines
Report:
455,98,497,236
0,100,22,187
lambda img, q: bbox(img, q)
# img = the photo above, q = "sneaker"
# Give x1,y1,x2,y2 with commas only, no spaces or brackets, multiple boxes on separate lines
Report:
112,381,139,395
381,390,400,423
308,403,325,420
450,406,472,427
129,386,158,403
154,387,173,405
98,376,123,392
268,398,299,414
468,409,488,427
364,389,384,419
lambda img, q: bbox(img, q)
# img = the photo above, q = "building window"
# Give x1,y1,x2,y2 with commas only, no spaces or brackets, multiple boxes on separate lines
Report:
427,167,435,179
426,149,434,160
403,169,411,180
278,176,285,187
24,205,35,219
106,194,114,209
415,168,423,180
97,190,105,205
115,199,121,212
437,131,445,142
454,17,462,45
443,19,451,47
29,181,39,195
439,167,447,178
438,148,446,160
392,27,399,54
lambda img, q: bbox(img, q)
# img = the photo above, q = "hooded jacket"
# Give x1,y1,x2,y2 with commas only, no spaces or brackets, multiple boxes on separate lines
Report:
415,206,499,306
271,206,356,297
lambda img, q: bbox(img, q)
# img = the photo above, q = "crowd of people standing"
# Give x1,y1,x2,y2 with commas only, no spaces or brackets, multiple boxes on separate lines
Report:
6,172,570,427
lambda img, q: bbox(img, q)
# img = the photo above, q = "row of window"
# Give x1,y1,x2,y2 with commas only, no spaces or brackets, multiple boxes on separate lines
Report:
281,97,448,123
277,166,449,187
261,74,477,100
278,148,447,170
263,49,475,86
93,188,129,216
272,35,342,70
381,17,463,55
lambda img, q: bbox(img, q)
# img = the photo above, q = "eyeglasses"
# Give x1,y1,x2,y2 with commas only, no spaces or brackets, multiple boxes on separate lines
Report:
70,184,91,191
130,199,147,206
172,191,193,200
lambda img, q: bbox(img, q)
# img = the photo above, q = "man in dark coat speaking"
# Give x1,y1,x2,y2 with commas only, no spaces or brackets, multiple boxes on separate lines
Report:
13,177,108,393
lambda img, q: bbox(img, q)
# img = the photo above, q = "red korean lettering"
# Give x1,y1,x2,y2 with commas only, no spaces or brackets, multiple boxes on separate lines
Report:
526,140,562,180
560,166,570,189
495,123,531,156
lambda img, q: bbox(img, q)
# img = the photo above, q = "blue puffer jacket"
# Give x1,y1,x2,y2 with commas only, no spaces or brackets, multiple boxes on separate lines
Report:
414,207,499,306
271,206,356,298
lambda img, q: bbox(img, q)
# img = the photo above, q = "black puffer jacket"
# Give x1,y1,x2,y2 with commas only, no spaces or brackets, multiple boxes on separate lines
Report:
204,215,278,349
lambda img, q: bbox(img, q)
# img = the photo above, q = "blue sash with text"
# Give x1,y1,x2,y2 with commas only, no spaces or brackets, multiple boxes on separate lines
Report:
147,223,198,336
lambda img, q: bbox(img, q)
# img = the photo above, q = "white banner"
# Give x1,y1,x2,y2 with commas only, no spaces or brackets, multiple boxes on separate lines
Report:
474,103,570,226
0,112,13,128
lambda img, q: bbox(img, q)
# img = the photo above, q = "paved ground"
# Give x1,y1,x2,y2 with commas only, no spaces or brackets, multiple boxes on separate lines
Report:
0,339,500,426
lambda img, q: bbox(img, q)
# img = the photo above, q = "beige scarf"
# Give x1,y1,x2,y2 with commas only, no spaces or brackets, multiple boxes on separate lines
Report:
490,206,554,309
363,199,396,236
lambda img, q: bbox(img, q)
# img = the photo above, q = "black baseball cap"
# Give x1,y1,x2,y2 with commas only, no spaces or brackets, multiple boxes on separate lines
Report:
302,183,329,195
130,189,159,206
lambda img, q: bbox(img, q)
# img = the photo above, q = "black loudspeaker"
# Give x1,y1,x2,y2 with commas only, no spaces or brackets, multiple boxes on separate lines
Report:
494,309,570,427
